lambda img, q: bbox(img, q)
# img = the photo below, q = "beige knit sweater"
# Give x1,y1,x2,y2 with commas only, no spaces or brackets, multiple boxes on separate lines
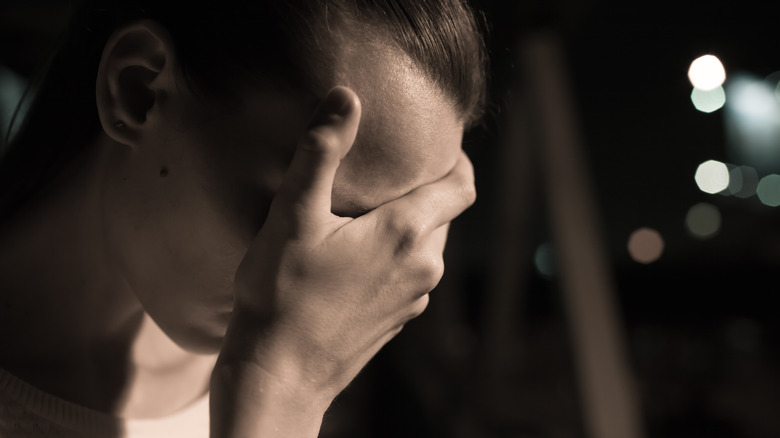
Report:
0,367,209,437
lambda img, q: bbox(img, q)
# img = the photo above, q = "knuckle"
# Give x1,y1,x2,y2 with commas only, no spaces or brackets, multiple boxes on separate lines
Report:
387,214,427,253
391,324,405,337
416,254,445,292
409,295,430,319
459,179,477,207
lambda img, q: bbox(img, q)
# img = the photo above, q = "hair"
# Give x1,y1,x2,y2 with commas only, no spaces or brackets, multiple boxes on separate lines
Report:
0,0,488,220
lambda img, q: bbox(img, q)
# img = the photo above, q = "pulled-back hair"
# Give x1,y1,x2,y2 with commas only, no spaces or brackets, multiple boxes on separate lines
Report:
0,0,487,219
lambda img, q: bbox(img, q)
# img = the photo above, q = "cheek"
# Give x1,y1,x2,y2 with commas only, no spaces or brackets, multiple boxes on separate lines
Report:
187,111,301,238
107,156,248,353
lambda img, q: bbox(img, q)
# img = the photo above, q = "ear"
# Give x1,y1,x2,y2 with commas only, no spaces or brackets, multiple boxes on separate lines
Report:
96,19,176,147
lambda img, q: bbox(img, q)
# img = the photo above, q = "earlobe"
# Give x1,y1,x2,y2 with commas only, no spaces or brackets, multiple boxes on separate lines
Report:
96,19,175,146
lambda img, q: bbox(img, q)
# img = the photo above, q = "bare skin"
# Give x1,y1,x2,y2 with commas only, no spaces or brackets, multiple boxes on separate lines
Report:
0,19,475,437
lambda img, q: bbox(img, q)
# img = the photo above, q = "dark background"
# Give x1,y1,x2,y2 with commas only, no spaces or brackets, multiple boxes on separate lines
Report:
2,1,780,437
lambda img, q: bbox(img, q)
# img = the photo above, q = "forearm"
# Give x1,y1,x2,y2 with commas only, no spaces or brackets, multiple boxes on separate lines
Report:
209,358,331,438
210,312,337,438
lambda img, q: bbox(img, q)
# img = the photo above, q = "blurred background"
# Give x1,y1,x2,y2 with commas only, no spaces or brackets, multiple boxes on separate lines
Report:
2,0,780,437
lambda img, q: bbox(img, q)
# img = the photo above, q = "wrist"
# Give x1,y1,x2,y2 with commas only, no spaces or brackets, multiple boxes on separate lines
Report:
209,355,333,438
219,305,348,397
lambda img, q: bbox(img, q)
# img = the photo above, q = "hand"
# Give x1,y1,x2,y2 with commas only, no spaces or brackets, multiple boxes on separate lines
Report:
210,86,475,437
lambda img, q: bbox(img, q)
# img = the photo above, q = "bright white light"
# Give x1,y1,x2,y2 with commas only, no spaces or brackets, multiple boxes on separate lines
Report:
728,78,777,118
627,227,664,264
724,74,780,174
688,55,726,91
695,160,729,194
756,174,780,207
685,202,721,239
691,86,726,113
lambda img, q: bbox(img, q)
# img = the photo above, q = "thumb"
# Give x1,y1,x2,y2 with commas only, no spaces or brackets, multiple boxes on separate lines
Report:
272,86,361,232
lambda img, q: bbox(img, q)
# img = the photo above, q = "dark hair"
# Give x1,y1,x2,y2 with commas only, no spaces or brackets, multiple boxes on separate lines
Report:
0,0,487,219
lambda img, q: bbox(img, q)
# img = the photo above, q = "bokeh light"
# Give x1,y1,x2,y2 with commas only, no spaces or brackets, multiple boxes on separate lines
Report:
534,242,556,277
0,66,29,144
725,74,780,174
627,227,664,264
695,160,729,194
727,165,758,198
728,76,778,118
766,71,780,103
756,174,780,207
688,55,726,91
685,202,721,239
691,86,726,113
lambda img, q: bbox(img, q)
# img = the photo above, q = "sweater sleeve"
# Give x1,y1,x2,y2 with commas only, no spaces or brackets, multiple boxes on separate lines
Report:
0,367,209,438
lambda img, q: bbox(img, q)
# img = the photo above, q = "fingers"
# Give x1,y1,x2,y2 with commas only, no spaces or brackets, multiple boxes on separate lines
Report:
271,86,361,232
371,150,476,241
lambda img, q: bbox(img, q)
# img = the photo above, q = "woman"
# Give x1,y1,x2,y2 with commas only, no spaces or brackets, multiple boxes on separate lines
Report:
0,0,487,436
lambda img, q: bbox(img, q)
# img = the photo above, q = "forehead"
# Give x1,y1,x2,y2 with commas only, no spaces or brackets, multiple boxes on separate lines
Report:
330,42,464,215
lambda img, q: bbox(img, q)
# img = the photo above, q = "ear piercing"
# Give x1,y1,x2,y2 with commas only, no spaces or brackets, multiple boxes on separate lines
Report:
114,120,126,130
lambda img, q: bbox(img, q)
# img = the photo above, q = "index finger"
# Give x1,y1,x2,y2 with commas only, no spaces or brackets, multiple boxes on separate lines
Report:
269,87,361,233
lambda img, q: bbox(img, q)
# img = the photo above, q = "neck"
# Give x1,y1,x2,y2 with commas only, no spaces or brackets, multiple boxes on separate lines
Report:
0,134,214,417
0,134,140,343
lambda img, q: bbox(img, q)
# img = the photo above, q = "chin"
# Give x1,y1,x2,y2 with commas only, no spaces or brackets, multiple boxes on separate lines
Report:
180,334,225,354
165,322,228,355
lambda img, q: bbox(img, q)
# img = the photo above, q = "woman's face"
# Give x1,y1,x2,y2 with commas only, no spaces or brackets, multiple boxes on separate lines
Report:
104,45,465,353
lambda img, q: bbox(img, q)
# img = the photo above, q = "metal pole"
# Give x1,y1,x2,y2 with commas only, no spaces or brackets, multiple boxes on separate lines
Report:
520,31,644,438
